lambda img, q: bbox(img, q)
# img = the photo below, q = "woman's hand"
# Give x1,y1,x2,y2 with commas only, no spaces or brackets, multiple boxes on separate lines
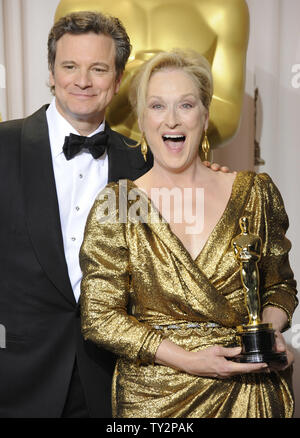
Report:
155,339,268,378
261,306,294,371
268,330,294,371
182,345,268,378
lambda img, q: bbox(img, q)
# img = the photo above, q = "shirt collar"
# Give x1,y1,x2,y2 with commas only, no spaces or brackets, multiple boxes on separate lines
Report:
46,98,106,159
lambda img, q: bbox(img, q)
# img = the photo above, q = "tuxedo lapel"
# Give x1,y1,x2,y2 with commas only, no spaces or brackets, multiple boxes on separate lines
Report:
21,106,75,305
106,124,153,183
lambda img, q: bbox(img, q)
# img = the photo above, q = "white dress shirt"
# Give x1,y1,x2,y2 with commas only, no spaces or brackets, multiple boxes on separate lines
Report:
46,98,109,302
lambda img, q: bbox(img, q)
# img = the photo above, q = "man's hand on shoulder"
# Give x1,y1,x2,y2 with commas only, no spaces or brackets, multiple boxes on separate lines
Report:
203,161,237,174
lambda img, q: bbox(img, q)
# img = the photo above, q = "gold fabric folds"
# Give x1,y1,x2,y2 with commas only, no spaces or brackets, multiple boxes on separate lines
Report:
80,171,298,418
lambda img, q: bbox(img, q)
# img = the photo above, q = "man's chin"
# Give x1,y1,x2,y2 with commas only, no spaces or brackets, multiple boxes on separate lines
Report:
67,108,105,125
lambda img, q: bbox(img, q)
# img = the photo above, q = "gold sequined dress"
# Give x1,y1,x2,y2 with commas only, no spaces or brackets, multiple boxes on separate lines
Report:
80,171,298,418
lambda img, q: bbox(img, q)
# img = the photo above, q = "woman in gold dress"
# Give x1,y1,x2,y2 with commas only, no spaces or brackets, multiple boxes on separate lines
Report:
80,50,297,418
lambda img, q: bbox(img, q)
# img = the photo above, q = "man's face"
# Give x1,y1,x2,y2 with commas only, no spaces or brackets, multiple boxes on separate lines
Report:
49,32,122,131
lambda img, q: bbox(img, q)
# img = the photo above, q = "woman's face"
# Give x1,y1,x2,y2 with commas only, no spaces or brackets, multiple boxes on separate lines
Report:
141,69,208,174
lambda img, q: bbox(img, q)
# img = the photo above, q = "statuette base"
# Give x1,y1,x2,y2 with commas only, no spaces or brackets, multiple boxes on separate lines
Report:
233,324,288,367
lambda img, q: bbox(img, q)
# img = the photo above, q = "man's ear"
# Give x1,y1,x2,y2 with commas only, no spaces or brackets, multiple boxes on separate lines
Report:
49,70,55,88
115,73,123,94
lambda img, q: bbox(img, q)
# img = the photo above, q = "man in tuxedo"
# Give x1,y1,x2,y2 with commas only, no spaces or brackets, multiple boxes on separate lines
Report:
0,11,153,418
0,11,226,418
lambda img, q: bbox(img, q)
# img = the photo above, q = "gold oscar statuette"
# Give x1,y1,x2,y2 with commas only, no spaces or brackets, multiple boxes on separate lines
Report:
231,217,287,366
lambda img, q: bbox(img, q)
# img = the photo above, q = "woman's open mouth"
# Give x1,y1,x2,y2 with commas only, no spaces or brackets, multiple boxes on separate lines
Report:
162,134,186,151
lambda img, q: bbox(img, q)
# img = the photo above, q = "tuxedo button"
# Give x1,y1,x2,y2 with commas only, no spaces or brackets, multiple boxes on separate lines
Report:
71,237,76,242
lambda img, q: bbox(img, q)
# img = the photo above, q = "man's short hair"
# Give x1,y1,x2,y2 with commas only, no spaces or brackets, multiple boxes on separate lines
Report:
48,11,132,79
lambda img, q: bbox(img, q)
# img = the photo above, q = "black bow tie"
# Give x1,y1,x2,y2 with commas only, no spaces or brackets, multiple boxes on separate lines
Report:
63,131,109,160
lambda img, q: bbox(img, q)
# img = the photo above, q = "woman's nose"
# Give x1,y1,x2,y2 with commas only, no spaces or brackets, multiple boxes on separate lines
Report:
165,107,179,127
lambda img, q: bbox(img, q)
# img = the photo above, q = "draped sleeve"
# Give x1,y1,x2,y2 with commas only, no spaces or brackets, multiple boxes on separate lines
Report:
79,182,164,364
257,174,298,327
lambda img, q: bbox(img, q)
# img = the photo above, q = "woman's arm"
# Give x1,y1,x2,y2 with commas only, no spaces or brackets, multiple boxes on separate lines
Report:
80,186,164,365
258,174,298,327
258,174,298,369
262,306,288,332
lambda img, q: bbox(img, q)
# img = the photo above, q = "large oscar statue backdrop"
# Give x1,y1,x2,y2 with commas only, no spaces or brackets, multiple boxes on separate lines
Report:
54,0,249,159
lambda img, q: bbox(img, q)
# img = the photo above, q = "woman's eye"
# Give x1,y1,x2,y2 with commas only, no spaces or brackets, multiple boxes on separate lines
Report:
151,104,163,109
181,103,193,109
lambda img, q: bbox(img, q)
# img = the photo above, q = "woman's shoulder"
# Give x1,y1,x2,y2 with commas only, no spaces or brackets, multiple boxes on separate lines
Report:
92,179,147,221
236,171,286,210
95,179,136,200
230,170,277,191
253,172,282,196
215,170,283,206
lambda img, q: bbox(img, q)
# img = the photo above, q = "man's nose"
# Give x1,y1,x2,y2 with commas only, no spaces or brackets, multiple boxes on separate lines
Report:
75,69,92,88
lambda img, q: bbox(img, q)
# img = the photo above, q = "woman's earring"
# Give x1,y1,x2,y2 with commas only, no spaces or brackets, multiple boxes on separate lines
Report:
201,131,210,161
141,135,148,162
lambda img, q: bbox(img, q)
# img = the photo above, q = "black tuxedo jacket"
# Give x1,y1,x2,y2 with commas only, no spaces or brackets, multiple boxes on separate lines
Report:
0,105,153,418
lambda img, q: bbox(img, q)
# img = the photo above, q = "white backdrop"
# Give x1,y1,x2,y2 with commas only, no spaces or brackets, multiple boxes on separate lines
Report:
0,0,299,417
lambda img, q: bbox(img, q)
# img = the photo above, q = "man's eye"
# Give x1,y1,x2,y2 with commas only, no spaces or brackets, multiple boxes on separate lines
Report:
93,67,107,73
